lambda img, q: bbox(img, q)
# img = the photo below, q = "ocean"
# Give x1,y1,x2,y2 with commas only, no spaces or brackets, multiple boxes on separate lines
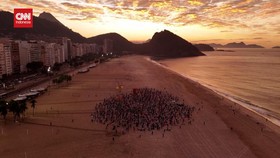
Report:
159,48,280,125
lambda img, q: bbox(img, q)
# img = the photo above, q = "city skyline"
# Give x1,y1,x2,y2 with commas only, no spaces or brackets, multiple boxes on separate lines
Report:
1,0,280,47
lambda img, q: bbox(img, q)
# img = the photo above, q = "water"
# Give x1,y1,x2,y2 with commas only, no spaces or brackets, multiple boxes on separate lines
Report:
159,48,280,123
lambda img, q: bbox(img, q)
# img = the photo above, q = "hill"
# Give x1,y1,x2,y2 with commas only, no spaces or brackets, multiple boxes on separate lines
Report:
1,11,203,58
210,42,264,48
209,43,224,48
225,42,264,48
38,12,63,25
145,30,204,57
0,11,86,43
87,33,134,53
88,30,204,57
194,44,214,51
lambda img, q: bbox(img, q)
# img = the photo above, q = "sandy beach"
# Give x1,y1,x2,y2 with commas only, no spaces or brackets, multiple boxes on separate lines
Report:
1,55,280,158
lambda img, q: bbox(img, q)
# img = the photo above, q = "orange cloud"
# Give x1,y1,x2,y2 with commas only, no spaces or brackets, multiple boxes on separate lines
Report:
1,0,279,41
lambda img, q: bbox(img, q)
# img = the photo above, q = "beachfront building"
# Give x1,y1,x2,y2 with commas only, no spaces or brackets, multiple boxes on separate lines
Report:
103,39,113,54
0,40,20,77
44,43,56,67
87,43,98,54
54,43,63,64
10,41,20,74
0,38,99,77
60,37,72,62
72,44,78,57
16,40,30,72
0,43,7,77
3,42,12,75
73,43,98,57
29,40,41,62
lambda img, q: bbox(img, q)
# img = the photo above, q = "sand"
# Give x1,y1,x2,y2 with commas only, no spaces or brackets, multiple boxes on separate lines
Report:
1,55,280,158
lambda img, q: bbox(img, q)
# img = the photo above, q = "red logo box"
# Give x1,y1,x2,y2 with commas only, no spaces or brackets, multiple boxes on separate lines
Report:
14,8,33,28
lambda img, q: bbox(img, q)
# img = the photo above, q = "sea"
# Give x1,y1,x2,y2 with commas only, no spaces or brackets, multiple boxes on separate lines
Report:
159,48,280,125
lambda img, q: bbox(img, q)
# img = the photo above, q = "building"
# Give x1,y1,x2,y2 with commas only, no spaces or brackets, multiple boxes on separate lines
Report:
10,41,20,74
16,40,30,72
44,43,56,66
0,40,21,77
0,43,6,77
0,38,99,77
103,39,113,54
54,43,63,64
29,40,41,62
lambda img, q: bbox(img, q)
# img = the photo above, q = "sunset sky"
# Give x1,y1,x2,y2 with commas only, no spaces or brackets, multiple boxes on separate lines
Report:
2,0,280,47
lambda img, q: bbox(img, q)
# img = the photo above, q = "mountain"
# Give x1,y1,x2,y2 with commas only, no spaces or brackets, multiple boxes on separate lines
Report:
194,44,214,51
0,11,86,43
146,30,204,57
210,42,264,48
224,42,247,48
87,33,134,53
38,12,63,25
209,43,224,48
225,42,264,48
88,30,204,57
246,44,264,48
272,46,280,48
1,11,203,58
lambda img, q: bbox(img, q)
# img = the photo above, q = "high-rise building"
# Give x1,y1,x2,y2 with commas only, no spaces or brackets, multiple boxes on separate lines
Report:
16,40,30,72
103,39,113,54
29,40,40,62
0,43,6,77
62,37,69,62
10,41,20,74
0,40,21,77
54,44,62,64
67,38,73,60
45,43,56,66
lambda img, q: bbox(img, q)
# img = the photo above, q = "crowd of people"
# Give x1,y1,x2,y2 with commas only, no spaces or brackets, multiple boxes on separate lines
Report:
92,88,195,134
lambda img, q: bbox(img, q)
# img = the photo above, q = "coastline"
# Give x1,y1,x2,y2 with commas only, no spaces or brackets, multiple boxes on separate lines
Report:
1,55,280,157
148,57,280,132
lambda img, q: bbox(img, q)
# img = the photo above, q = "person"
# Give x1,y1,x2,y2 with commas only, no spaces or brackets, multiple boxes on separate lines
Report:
92,88,195,135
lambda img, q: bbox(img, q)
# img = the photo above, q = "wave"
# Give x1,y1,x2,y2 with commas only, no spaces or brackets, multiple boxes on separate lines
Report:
147,57,280,127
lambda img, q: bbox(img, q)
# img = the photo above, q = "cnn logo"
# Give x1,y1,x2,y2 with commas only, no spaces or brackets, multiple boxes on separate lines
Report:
16,13,31,20
14,8,33,28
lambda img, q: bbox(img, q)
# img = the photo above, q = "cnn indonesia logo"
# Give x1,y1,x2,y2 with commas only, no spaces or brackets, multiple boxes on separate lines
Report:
14,8,33,28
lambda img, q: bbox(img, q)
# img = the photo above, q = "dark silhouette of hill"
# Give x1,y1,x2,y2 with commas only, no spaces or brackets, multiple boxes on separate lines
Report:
87,33,134,53
88,30,204,57
0,11,86,43
0,11,203,58
145,30,204,57
210,42,264,48
209,43,224,48
272,46,280,48
194,44,214,51
225,42,264,48
38,12,63,25
225,42,247,48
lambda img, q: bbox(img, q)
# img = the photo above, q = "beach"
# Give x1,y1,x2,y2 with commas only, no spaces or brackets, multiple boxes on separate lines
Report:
1,55,280,158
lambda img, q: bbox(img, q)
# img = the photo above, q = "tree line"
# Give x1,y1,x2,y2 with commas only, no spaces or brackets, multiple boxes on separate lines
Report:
0,99,37,122
52,74,72,85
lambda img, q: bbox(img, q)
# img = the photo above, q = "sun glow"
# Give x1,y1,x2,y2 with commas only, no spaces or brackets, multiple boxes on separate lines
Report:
2,0,280,47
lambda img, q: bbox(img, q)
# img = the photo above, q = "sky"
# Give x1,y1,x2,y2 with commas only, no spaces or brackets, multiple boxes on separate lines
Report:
2,0,280,47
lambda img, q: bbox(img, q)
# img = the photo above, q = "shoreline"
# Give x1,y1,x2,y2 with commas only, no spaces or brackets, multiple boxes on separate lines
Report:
147,57,280,132
1,55,280,157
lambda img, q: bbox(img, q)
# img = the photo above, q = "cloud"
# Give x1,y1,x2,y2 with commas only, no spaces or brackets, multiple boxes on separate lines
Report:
2,0,280,33
220,30,233,33
61,2,85,10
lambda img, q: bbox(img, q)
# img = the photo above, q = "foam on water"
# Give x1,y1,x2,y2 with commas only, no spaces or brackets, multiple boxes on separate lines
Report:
147,49,280,126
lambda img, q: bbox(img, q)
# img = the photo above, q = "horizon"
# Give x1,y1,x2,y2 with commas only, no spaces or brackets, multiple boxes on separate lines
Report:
1,0,280,47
